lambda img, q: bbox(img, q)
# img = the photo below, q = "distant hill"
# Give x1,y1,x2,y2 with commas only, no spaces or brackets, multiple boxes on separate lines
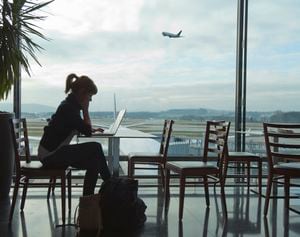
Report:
0,103,55,113
2,103,299,122
269,111,300,123
123,109,276,122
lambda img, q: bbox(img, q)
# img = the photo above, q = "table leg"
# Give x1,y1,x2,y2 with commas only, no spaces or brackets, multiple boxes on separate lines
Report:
111,137,120,177
107,137,113,174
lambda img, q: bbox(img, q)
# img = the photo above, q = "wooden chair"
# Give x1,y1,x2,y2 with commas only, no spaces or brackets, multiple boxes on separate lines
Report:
8,118,71,225
127,119,174,186
165,120,230,220
223,148,262,195
263,122,300,215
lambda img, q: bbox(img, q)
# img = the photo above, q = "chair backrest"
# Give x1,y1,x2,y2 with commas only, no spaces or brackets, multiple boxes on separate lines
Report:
202,121,231,166
159,119,174,163
263,122,300,168
9,118,31,176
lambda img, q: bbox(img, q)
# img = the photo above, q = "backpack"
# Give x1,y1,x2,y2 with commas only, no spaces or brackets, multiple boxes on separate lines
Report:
99,177,147,232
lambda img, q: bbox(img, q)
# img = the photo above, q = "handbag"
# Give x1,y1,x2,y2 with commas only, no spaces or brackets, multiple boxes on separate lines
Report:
75,193,102,236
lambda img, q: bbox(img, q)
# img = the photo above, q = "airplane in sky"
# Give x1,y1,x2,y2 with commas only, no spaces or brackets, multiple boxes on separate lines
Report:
162,30,183,38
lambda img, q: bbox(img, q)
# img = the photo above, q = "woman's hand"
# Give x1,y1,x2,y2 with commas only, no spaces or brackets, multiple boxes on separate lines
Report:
92,127,104,133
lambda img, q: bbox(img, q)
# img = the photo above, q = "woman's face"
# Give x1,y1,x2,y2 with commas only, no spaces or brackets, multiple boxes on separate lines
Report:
77,89,93,106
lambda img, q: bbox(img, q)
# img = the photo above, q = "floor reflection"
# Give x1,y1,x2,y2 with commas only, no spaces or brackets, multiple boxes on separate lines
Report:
264,202,300,237
221,187,262,236
178,207,211,237
1,185,300,237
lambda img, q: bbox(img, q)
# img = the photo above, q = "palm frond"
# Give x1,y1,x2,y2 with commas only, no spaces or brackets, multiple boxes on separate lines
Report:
0,0,53,100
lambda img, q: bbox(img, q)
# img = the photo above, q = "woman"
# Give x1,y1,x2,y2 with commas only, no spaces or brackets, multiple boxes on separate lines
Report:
38,73,111,195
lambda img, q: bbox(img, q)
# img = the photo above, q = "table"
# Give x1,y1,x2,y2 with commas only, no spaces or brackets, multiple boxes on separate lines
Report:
78,127,157,176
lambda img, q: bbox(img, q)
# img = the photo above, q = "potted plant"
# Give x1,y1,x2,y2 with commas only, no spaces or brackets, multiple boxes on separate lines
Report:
0,0,52,199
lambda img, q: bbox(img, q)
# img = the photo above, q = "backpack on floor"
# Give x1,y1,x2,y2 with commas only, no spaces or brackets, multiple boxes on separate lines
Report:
99,177,147,232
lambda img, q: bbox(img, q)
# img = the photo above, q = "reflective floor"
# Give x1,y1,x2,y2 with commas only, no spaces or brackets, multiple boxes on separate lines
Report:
1,184,300,237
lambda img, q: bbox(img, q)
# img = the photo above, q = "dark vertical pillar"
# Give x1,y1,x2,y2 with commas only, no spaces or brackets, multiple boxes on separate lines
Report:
235,0,248,152
13,23,21,121
235,0,244,152
242,0,248,151
13,67,21,120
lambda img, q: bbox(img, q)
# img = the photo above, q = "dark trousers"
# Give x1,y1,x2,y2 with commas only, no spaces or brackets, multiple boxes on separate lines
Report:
41,142,111,195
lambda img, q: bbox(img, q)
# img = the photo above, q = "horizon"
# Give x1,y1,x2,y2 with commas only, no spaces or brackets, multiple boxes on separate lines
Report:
1,1,300,112
0,102,298,114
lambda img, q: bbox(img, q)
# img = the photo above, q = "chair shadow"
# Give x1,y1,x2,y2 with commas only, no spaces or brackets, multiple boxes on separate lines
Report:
17,200,57,237
216,186,262,236
47,194,76,235
3,196,19,237
164,185,226,237
264,207,300,237
178,207,210,237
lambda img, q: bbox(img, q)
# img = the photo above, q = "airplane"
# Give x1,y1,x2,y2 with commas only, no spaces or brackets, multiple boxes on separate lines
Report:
162,30,183,38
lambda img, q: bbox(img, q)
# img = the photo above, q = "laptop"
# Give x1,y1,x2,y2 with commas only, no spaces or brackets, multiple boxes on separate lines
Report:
92,109,126,136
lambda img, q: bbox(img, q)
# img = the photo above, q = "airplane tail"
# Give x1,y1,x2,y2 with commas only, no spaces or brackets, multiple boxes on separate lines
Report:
113,93,117,119
177,30,182,36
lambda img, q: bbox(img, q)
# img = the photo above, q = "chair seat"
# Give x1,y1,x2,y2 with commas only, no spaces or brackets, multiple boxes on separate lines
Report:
166,161,217,170
128,152,164,164
20,161,43,169
274,162,300,170
20,161,69,177
128,152,162,160
228,152,260,160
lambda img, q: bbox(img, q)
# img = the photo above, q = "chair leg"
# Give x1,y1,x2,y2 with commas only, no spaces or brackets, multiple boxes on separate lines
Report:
52,178,56,194
220,175,227,216
67,171,72,211
284,176,290,211
9,176,20,223
223,158,229,187
165,169,170,201
179,175,186,220
128,159,134,178
164,168,170,214
61,175,66,225
258,160,262,195
47,178,53,200
159,164,165,189
247,161,250,189
20,177,29,211
264,173,273,215
203,176,210,206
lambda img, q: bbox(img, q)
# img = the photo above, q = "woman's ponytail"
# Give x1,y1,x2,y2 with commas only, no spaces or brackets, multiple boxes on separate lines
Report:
64,73,97,95
65,73,78,94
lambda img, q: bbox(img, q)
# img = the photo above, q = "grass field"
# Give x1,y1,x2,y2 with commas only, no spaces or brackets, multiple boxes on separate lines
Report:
26,117,264,140
25,117,265,156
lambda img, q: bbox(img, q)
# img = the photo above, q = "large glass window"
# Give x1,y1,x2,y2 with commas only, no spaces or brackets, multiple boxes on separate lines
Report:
245,0,300,154
5,1,236,156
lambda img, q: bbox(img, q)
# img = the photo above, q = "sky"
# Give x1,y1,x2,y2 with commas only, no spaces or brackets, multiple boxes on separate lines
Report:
1,0,300,112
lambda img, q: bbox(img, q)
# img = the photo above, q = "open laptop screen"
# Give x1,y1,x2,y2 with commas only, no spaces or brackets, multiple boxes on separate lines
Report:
92,109,126,136
107,109,126,134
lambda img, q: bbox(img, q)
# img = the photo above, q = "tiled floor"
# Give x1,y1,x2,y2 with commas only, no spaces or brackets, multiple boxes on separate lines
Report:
1,184,300,237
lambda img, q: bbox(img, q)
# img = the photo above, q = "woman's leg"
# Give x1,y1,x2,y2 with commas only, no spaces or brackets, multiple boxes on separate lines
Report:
42,142,111,195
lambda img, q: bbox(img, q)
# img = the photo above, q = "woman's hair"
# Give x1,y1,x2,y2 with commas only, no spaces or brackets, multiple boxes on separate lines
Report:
65,73,98,95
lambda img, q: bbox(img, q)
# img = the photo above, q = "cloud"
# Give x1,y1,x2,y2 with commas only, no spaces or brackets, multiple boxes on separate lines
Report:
40,0,144,37
5,0,300,113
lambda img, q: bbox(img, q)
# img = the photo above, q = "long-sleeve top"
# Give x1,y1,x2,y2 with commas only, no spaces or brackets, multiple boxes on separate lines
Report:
38,93,92,158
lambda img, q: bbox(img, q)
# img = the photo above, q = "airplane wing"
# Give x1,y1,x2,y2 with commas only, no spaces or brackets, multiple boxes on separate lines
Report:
117,127,160,154
28,136,42,141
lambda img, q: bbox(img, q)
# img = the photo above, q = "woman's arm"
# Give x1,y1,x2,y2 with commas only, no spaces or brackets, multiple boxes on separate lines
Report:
82,95,92,126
